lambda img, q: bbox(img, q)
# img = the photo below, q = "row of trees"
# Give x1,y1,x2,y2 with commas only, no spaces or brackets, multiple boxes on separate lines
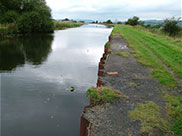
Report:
101,17,181,38
0,0,54,33
125,16,181,37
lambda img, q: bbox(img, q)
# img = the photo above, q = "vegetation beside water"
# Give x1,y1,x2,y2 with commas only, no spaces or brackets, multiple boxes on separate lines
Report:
112,25,182,87
0,0,54,36
54,21,84,30
86,87,125,104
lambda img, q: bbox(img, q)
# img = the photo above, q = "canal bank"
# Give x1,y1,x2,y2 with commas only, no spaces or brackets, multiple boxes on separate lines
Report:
80,32,182,136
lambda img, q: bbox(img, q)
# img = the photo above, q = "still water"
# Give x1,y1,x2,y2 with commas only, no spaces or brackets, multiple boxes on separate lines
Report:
0,24,112,136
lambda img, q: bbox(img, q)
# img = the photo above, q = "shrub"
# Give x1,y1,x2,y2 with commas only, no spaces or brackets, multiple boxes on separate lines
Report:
17,12,53,33
86,87,124,104
0,0,54,33
125,16,140,26
104,20,113,24
163,17,181,37
1,10,19,24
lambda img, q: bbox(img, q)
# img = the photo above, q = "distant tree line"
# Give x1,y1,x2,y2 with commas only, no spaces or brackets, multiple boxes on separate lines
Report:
98,16,181,38
0,0,54,33
125,16,181,38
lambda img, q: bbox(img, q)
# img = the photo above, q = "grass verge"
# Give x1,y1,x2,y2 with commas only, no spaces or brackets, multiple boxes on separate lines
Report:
112,25,182,87
86,87,125,104
129,93,182,136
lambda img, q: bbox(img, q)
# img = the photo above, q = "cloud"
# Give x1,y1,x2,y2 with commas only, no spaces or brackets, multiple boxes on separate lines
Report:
46,0,182,21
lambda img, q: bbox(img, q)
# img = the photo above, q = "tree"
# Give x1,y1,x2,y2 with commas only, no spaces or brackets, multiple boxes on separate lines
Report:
63,18,69,21
163,17,181,37
0,0,54,33
125,16,139,26
1,10,19,23
105,20,113,24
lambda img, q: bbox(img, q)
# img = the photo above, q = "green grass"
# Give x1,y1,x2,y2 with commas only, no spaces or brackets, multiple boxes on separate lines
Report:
54,21,83,30
129,101,169,134
112,25,182,87
164,93,182,136
129,93,182,136
114,51,130,58
105,42,112,53
105,42,111,48
128,82,137,87
86,87,125,104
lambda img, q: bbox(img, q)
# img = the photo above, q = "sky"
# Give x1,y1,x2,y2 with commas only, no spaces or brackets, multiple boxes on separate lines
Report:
46,0,182,21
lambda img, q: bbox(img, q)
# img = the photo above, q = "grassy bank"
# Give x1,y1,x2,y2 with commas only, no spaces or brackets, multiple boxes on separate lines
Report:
130,93,182,136
112,25,182,87
54,21,84,30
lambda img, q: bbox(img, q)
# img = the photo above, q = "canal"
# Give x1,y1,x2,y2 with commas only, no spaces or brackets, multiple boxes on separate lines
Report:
0,24,112,136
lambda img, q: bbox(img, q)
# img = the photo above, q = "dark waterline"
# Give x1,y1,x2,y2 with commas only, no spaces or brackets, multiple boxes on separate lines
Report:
0,24,112,136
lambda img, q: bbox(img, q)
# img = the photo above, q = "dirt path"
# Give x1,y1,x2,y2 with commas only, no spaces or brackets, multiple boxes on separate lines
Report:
82,35,181,136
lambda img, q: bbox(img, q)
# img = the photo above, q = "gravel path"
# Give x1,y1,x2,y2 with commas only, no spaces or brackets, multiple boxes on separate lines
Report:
82,35,182,136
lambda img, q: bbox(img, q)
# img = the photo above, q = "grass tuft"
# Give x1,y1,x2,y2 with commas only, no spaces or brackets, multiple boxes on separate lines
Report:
164,93,182,136
114,51,130,58
129,101,169,134
86,87,125,104
128,82,137,87
129,93,182,135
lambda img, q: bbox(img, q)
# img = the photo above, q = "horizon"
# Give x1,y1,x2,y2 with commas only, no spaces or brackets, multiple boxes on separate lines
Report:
45,0,182,21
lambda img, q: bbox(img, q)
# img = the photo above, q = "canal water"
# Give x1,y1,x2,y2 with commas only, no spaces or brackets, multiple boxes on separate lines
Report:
0,24,112,136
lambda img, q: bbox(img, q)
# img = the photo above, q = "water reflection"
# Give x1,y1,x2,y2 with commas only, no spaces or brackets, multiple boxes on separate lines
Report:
0,34,53,72
1,24,112,136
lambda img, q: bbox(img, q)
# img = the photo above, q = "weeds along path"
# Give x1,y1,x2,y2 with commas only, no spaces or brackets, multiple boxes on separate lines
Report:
113,25,182,87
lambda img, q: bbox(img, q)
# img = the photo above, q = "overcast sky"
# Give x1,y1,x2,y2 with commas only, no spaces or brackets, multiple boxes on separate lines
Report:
46,0,182,21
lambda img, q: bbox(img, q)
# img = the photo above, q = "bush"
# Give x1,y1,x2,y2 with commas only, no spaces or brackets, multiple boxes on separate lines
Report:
125,16,140,26
0,0,54,33
104,20,113,24
17,12,42,33
163,17,181,37
17,12,53,33
1,10,19,23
